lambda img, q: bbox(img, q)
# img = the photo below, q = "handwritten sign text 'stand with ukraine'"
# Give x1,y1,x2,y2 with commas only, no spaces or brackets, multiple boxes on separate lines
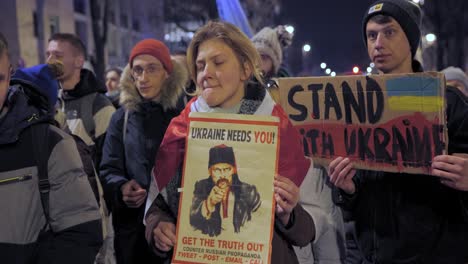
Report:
277,72,447,174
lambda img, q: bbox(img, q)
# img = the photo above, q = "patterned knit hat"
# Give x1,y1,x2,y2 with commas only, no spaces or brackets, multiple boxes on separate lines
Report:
129,39,173,74
252,26,292,74
362,0,422,58
208,144,236,168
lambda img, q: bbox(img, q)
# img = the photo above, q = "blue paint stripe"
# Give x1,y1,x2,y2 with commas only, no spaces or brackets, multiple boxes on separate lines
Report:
385,76,441,97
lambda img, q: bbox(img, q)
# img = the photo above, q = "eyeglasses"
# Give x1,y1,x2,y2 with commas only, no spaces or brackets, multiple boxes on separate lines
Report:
131,64,164,78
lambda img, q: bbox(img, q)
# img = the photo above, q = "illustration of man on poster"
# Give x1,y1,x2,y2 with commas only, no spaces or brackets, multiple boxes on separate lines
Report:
190,144,261,237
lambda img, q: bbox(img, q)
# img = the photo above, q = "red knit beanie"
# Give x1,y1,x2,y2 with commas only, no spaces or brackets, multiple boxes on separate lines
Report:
129,39,173,74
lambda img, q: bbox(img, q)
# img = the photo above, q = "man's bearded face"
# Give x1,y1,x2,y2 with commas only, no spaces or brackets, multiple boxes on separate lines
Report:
210,162,235,188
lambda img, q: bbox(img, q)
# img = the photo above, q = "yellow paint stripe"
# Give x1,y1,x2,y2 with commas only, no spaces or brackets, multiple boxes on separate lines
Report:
388,96,444,112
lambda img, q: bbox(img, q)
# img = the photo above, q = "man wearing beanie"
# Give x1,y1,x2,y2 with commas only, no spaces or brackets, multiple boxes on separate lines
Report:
329,0,468,263
99,38,188,264
189,145,261,237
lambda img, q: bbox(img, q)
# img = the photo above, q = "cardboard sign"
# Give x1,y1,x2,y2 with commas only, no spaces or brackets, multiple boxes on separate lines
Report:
276,72,448,174
172,112,279,264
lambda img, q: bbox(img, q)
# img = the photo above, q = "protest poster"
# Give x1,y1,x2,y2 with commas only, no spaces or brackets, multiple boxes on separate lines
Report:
172,112,280,264
276,72,448,174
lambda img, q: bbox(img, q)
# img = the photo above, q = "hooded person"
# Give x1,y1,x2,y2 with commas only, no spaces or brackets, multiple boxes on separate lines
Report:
0,32,102,264
11,61,101,208
99,38,188,264
10,62,62,114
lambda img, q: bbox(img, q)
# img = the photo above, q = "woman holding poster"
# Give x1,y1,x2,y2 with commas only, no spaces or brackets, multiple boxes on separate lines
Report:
144,21,316,264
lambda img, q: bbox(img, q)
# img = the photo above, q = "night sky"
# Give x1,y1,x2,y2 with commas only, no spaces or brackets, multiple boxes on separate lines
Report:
279,0,377,75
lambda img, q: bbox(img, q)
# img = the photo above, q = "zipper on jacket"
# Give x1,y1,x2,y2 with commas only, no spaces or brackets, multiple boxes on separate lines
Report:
27,113,39,122
0,174,33,186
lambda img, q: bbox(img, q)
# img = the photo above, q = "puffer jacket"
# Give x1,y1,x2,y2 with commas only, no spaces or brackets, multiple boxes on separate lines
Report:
99,58,188,264
0,85,102,264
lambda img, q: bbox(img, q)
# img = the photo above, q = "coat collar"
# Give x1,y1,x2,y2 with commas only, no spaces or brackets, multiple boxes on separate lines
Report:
119,58,188,112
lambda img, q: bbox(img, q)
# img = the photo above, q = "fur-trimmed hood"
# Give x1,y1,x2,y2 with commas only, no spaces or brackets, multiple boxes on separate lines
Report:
119,58,188,111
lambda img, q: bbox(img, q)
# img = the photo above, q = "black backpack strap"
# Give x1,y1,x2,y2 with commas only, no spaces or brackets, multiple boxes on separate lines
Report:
31,123,51,227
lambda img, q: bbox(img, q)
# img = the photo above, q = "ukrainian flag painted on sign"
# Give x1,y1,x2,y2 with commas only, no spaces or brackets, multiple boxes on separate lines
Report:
385,76,443,112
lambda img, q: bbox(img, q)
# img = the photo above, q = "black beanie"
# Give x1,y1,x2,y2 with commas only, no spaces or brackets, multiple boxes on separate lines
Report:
208,145,236,168
362,0,422,58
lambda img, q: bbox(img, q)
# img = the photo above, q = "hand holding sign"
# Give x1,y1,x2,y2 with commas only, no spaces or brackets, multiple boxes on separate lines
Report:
328,157,357,195
153,221,177,252
432,154,468,191
274,175,299,225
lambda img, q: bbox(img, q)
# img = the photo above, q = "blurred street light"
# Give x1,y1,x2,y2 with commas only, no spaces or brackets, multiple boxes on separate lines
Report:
285,25,295,34
353,66,360,74
425,33,437,43
320,62,327,69
331,71,336,77
370,62,375,68
303,44,311,53
367,67,372,73
325,68,331,74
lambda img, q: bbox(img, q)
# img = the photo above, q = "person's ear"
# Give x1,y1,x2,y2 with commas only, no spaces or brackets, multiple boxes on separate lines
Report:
74,55,84,69
240,62,252,81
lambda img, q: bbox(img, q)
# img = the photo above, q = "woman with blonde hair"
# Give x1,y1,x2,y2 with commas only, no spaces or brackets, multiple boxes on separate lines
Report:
144,21,316,264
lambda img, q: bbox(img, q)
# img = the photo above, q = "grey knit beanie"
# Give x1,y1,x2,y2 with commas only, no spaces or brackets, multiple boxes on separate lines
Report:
442,66,468,91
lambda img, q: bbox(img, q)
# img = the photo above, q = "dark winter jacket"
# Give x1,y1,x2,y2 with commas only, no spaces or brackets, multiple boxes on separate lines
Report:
99,59,188,263
59,69,115,169
334,61,468,263
0,85,102,264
